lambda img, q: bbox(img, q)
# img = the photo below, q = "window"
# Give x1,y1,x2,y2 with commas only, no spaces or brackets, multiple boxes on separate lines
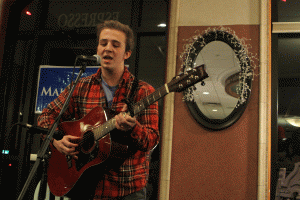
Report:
271,1,300,199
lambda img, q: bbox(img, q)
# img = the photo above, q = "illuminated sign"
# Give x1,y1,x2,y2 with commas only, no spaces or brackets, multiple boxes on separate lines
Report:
57,12,119,28
35,66,99,113
46,0,131,30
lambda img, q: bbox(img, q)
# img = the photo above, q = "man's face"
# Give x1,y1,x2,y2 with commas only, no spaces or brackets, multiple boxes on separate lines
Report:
97,28,131,72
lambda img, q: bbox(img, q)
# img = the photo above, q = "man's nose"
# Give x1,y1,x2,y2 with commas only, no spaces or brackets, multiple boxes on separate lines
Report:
105,42,113,51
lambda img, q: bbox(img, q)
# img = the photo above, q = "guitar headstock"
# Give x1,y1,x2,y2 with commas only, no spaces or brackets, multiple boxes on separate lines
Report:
167,64,209,93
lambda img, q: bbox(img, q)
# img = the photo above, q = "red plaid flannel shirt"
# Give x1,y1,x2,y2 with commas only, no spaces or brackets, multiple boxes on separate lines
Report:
37,67,159,198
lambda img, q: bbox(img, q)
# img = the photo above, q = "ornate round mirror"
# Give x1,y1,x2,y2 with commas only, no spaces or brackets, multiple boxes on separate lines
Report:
183,29,253,130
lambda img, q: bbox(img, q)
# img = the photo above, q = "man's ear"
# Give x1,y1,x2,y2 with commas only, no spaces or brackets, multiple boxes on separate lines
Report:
124,50,132,60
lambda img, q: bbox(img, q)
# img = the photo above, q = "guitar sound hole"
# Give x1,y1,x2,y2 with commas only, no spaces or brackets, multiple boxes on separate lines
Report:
80,131,95,153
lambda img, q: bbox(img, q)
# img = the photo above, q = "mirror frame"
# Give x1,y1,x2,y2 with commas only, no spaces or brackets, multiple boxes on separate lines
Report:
183,29,253,130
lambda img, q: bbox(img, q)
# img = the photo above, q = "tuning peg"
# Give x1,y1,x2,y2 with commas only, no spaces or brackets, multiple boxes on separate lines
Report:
201,81,205,86
172,76,180,80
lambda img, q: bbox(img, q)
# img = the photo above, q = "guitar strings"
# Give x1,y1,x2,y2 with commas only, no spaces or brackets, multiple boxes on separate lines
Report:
77,119,113,146
73,87,167,148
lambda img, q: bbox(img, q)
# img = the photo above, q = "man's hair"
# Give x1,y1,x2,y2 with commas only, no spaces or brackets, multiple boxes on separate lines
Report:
97,20,135,52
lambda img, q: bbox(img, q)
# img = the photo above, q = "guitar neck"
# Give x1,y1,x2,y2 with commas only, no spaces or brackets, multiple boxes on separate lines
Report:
133,84,169,115
93,84,170,141
92,64,208,141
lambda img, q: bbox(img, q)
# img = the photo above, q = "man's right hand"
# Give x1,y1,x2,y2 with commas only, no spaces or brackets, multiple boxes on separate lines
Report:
53,135,80,159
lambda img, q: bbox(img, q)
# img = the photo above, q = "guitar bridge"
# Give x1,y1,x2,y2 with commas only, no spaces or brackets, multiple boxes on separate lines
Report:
89,141,99,160
66,155,72,169
75,142,99,171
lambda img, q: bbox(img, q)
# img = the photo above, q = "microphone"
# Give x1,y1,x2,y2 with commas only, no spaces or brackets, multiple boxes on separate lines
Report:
77,54,101,65
19,123,64,140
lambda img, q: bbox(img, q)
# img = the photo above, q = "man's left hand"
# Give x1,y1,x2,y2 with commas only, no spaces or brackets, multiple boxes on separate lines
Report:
115,111,136,131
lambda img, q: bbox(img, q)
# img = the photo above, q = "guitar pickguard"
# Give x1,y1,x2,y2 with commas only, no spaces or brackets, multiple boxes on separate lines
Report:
75,140,99,171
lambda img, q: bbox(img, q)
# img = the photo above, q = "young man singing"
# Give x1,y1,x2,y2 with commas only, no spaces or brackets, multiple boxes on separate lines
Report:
38,20,159,200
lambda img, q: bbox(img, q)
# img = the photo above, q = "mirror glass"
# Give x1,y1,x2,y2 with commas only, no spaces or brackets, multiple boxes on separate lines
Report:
193,41,240,119
184,30,253,130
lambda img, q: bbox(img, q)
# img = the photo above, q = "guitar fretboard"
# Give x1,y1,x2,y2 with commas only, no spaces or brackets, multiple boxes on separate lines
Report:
93,84,169,141
90,64,208,141
133,84,169,115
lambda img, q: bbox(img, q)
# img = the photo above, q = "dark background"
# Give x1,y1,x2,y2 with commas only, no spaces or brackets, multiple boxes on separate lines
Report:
0,0,169,199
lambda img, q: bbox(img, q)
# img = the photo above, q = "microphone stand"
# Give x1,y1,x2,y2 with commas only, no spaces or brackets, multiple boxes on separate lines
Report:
17,62,88,200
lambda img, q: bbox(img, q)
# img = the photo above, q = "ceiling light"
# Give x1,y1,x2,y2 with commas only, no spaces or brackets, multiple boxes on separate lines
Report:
212,109,218,112
285,116,300,127
157,23,166,27
203,92,209,95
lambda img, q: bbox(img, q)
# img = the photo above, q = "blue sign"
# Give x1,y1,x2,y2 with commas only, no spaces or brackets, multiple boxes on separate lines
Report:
35,66,99,113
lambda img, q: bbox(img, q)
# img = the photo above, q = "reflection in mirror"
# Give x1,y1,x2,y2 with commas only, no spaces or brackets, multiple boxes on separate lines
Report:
193,41,240,119
182,28,255,130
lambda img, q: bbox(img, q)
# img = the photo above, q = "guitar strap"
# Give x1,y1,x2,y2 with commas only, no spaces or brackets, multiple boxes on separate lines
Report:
123,76,139,117
108,77,140,169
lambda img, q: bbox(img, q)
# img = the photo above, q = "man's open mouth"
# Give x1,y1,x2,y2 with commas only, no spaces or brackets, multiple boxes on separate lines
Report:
103,55,113,60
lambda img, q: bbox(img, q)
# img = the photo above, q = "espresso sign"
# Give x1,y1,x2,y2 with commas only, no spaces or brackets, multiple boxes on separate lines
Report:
46,0,131,30
57,12,119,28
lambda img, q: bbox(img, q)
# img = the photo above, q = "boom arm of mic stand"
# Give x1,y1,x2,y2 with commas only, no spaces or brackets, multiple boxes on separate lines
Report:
17,63,87,200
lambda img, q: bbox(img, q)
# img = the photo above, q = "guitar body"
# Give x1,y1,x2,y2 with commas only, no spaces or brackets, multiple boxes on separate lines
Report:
47,106,118,197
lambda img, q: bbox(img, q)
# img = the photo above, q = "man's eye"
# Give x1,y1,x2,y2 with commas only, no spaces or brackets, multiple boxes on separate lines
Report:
112,42,120,47
99,41,106,45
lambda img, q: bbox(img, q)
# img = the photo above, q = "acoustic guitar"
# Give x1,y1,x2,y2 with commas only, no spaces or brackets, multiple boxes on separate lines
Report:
47,64,208,197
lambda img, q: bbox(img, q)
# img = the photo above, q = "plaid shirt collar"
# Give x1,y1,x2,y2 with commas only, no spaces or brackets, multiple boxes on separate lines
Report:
93,66,133,84
92,66,135,100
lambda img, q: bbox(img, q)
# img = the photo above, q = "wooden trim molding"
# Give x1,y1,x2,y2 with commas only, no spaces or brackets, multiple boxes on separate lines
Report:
159,0,179,199
257,0,271,199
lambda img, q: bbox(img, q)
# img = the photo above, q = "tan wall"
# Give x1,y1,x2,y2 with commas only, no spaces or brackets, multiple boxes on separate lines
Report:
178,0,260,26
